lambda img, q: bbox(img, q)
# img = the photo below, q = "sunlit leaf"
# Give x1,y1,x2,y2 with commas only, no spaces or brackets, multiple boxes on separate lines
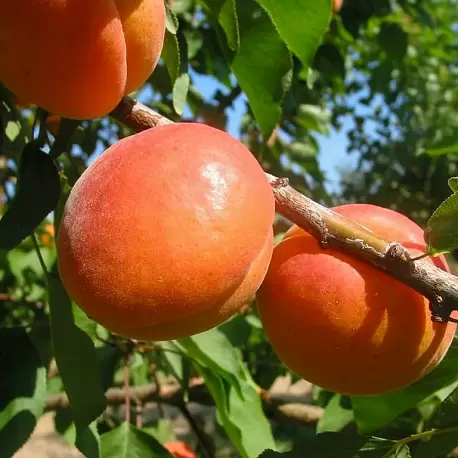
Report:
100,422,173,458
425,192,458,255
231,0,292,139
352,341,458,434
255,0,332,70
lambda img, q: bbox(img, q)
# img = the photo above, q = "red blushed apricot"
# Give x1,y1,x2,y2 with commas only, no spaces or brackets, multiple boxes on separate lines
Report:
0,0,165,120
57,123,275,341
257,204,456,396
115,0,165,95
164,442,196,458
333,0,344,13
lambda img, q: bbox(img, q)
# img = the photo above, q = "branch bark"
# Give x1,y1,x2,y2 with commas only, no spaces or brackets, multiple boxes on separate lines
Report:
109,96,458,323
45,380,323,426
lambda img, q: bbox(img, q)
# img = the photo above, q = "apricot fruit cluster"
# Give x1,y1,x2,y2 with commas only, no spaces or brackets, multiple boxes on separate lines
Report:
57,123,275,341
0,0,165,119
256,204,457,396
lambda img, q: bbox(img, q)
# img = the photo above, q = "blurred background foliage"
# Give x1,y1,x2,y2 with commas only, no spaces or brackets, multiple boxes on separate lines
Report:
2,0,458,457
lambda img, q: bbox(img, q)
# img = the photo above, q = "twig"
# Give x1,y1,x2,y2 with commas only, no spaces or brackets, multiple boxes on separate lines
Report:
109,96,458,323
217,85,242,112
179,403,213,458
31,233,49,277
45,380,323,426
124,355,131,425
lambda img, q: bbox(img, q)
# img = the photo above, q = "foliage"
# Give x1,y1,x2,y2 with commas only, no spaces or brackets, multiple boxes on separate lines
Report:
2,0,458,457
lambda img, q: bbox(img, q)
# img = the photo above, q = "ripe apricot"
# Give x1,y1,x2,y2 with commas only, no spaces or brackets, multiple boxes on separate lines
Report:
164,442,196,458
0,0,165,120
333,0,344,13
257,204,456,396
40,223,55,248
57,123,275,341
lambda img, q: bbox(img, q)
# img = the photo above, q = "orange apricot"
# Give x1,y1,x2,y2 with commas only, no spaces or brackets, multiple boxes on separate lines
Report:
256,204,456,396
164,442,196,458
12,95,35,110
40,222,55,248
333,0,344,13
57,123,275,341
0,0,165,120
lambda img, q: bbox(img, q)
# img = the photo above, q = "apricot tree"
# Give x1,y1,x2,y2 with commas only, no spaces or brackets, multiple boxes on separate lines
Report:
2,1,458,458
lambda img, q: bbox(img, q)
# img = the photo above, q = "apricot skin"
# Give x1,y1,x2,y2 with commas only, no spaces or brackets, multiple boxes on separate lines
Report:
164,442,196,458
333,0,344,13
57,123,275,341
0,0,165,120
257,204,456,396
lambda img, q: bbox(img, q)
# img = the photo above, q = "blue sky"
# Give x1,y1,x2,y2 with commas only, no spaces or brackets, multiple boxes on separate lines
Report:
186,72,358,194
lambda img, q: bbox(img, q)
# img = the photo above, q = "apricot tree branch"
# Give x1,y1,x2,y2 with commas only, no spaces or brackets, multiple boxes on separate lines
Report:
109,96,458,323
45,381,324,426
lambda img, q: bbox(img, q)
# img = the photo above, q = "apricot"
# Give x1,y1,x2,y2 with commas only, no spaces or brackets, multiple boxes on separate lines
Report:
164,442,196,458
256,204,456,396
333,0,344,13
0,0,165,120
57,123,275,341
40,222,55,248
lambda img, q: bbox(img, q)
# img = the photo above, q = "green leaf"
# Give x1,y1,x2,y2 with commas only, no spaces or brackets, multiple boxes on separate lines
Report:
414,430,458,458
48,271,106,431
296,104,331,134
413,383,458,456
317,394,354,433
75,422,101,458
258,432,411,457
0,142,60,251
72,302,98,339
196,365,276,458
255,0,332,70
426,143,458,157
219,314,253,348
257,451,295,458
165,2,179,34
0,328,47,458
96,345,123,392
449,177,458,193
100,422,173,457
161,26,190,115
428,384,458,428
313,43,346,80
5,120,20,142
231,0,292,139
352,341,458,434
425,192,458,255
160,341,188,384
175,328,245,394
143,419,176,444
175,328,275,457
288,141,318,160
199,0,240,50
378,22,408,62
49,118,81,158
